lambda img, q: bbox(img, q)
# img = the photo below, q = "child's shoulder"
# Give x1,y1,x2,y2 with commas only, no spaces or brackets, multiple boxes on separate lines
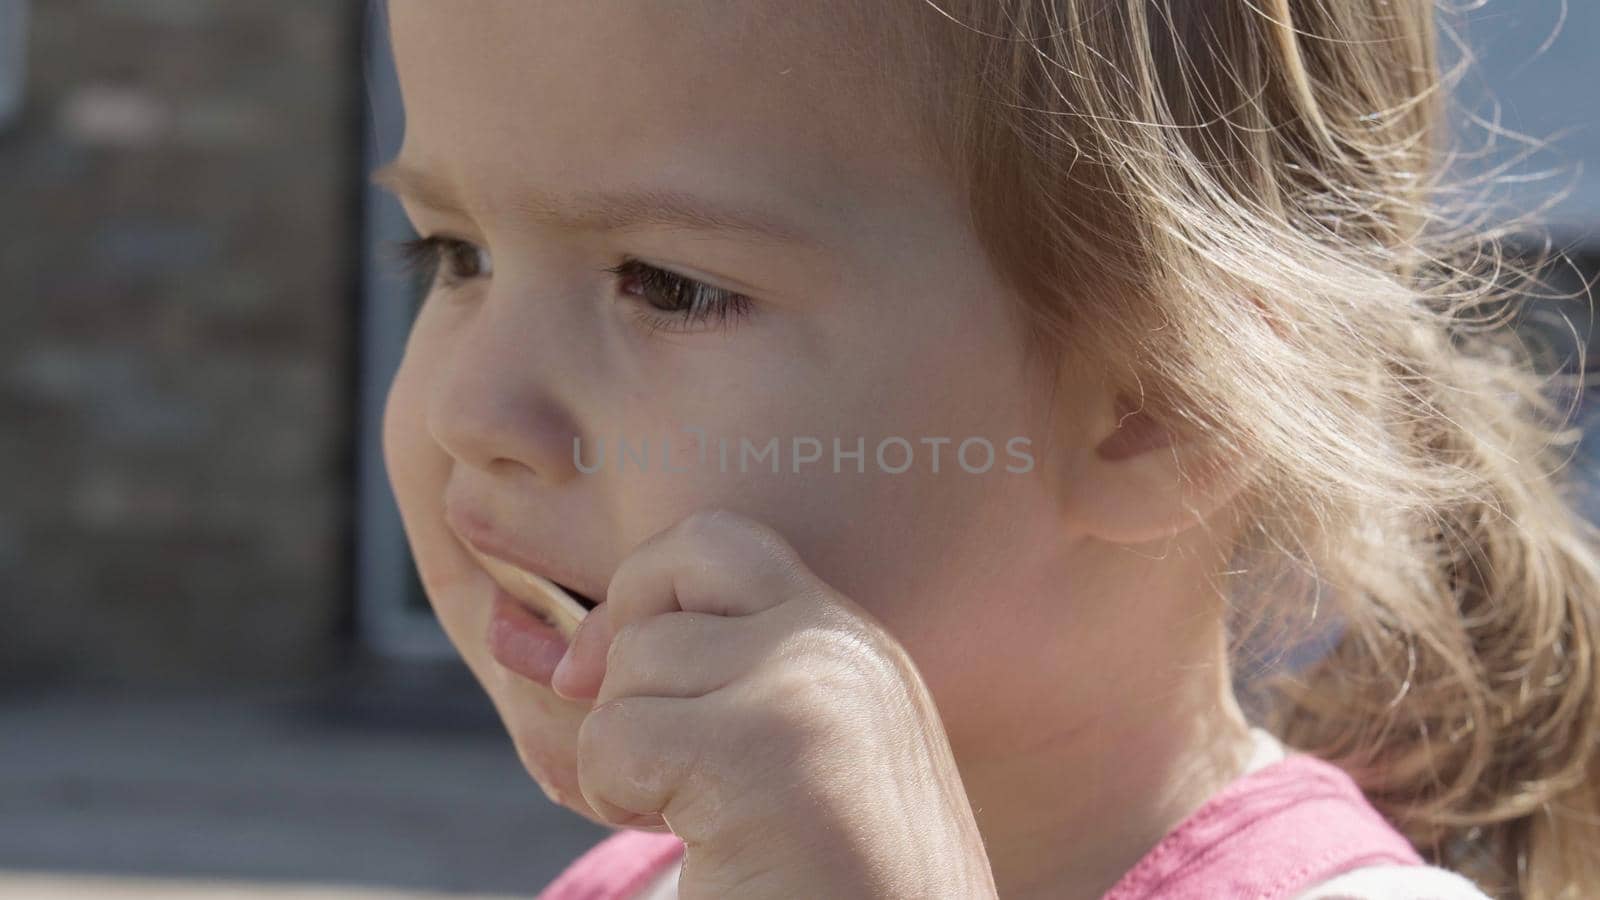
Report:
1102,728,1490,900
1247,730,1490,899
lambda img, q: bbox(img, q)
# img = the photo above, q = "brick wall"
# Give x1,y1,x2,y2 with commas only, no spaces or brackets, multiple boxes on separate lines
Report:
0,0,361,683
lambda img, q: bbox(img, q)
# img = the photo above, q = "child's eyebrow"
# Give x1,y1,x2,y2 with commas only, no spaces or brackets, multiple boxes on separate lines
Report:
370,161,824,250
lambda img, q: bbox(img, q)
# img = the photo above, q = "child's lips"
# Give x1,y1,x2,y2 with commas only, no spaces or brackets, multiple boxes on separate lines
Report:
486,585,571,687
467,546,596,641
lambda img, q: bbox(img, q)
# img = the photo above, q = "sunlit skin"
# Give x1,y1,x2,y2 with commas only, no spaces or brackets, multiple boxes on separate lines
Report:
379,2,1259,897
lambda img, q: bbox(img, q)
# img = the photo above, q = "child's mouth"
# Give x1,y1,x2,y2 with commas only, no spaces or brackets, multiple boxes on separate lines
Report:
555,582,599,612
467,548,598,640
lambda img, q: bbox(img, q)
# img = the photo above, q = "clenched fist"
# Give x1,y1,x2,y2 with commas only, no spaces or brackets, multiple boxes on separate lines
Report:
550,509,998,899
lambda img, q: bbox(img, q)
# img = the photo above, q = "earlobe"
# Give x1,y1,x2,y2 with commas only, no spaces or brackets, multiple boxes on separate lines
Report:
1057,390,1253,545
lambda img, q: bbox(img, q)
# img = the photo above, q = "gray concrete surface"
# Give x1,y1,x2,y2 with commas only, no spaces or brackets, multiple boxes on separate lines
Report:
0,677,610,898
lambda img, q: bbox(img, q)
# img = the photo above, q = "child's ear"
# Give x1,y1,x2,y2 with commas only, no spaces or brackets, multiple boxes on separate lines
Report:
1057,386,1257,545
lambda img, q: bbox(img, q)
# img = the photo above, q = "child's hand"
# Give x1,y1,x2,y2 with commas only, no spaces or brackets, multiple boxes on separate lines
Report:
550,509,998,899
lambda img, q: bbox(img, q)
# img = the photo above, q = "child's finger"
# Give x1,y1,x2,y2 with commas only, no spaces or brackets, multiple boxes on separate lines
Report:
614,508,809,618
572,693,704,832
589,609,762,708
554,509,814,700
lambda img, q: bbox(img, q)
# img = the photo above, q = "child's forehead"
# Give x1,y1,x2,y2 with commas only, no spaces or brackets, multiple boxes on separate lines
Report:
392,3,893,102
385,1,949,240
387,2,929,157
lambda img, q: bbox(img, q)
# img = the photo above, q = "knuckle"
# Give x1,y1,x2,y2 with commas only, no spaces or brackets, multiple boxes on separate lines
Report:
578,698,631,757
576,699,698,829
603,618,674,695
794,587,855,630
819,642,883,702
673,510,745,568
793,626,903,713
763,658,853,740
676,508,736,544
607,618,643,670
601,563,638,620
678,509,800,580
574,703,642,826
675,509,774,557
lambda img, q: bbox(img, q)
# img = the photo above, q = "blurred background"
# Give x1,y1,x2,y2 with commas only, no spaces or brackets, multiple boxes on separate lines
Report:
0,1,1594,897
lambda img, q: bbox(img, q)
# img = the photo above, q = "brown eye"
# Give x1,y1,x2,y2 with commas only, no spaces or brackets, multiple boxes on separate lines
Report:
393,236,493,291
441,239,492,281
602,257,753,334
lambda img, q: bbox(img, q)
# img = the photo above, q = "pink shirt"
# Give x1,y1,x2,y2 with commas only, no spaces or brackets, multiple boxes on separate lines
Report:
537,729,1488,899
539,828,684,900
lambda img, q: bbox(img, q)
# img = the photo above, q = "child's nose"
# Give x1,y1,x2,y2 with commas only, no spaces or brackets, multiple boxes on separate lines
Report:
424,298,585,483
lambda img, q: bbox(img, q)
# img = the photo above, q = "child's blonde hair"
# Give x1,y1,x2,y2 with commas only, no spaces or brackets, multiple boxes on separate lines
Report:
850,1,1599,897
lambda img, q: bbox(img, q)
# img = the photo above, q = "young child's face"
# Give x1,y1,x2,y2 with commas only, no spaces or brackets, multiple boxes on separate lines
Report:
382,1,1092,818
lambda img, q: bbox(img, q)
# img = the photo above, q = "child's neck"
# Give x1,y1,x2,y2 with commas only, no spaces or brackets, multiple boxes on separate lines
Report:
954,625,1256,900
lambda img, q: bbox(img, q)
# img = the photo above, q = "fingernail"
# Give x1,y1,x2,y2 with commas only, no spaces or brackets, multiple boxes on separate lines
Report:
550,637,580,701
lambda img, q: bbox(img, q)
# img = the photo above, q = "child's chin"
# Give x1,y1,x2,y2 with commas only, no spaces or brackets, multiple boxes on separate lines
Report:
506,731,580,803
521,757,583,812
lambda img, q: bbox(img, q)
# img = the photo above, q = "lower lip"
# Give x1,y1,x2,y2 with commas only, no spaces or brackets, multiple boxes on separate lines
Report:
486,586,570,687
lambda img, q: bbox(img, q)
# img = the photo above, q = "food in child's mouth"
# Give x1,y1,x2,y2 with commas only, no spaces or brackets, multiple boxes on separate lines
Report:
469,548,595,641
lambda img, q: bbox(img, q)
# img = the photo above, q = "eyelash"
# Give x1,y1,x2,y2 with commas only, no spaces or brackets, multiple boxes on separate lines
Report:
392,235,488,290
389,236,753,334
602,258,754,335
